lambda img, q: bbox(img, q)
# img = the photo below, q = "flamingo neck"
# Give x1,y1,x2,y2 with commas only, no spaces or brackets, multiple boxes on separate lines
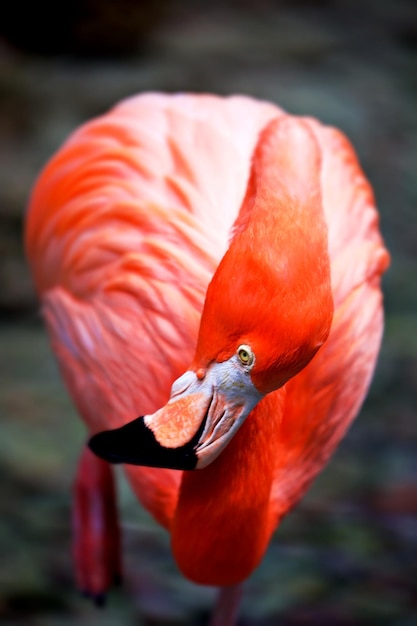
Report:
171,388,285,586
194,117,333,388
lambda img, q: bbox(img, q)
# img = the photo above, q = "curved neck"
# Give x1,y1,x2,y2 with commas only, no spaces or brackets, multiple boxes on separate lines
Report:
232,115,323,240
194,116,333,389
171,388,285,586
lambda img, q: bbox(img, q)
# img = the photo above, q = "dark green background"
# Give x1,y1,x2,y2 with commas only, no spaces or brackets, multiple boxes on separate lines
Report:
0,1,416,624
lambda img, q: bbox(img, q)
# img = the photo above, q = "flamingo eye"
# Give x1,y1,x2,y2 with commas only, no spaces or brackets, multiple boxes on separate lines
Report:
237,345,255,368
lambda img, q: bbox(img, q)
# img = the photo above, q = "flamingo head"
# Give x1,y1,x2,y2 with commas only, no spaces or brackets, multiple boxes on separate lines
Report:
89,117,334,470
89,197,333,471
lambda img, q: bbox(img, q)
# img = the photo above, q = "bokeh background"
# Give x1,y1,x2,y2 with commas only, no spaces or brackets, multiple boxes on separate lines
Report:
0,1,416,624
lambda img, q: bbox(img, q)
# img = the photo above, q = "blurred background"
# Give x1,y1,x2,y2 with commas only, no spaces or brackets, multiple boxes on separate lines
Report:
0,0,416,624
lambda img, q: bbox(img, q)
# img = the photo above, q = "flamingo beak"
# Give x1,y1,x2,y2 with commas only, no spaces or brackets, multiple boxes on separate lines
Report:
89,361,263,470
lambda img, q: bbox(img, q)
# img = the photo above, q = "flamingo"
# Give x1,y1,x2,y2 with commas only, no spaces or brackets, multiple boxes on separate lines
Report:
25,93,389,625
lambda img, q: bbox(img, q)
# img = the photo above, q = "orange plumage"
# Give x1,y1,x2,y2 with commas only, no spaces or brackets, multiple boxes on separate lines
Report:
25,93,389,621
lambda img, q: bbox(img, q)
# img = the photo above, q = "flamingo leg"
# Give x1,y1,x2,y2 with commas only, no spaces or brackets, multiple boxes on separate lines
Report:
209,584,243,626
72,445,122,604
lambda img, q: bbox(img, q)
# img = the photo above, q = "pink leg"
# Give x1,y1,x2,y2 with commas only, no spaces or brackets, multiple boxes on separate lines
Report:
72,446,122,604
210,584,243,626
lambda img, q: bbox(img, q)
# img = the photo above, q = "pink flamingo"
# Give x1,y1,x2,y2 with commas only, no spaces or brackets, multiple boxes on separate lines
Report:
26,93,389,624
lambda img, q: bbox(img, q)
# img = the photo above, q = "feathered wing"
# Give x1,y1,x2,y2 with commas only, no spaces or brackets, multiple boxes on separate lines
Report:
25,93,280,527
269,119,390,523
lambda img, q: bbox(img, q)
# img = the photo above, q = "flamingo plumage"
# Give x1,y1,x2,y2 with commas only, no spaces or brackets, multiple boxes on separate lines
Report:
25,93,389,623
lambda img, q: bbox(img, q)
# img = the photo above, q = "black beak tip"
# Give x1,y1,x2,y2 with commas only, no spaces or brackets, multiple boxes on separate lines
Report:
87,416,199,471
88,430,123,464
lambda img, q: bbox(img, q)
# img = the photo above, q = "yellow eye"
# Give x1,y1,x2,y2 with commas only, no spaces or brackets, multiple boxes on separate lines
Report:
237,345,254,367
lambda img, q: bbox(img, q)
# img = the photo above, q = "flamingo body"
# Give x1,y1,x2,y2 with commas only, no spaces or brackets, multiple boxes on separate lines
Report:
26,94,389,599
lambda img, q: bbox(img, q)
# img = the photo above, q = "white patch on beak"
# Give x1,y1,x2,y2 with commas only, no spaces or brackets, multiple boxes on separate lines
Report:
143,357,264,469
